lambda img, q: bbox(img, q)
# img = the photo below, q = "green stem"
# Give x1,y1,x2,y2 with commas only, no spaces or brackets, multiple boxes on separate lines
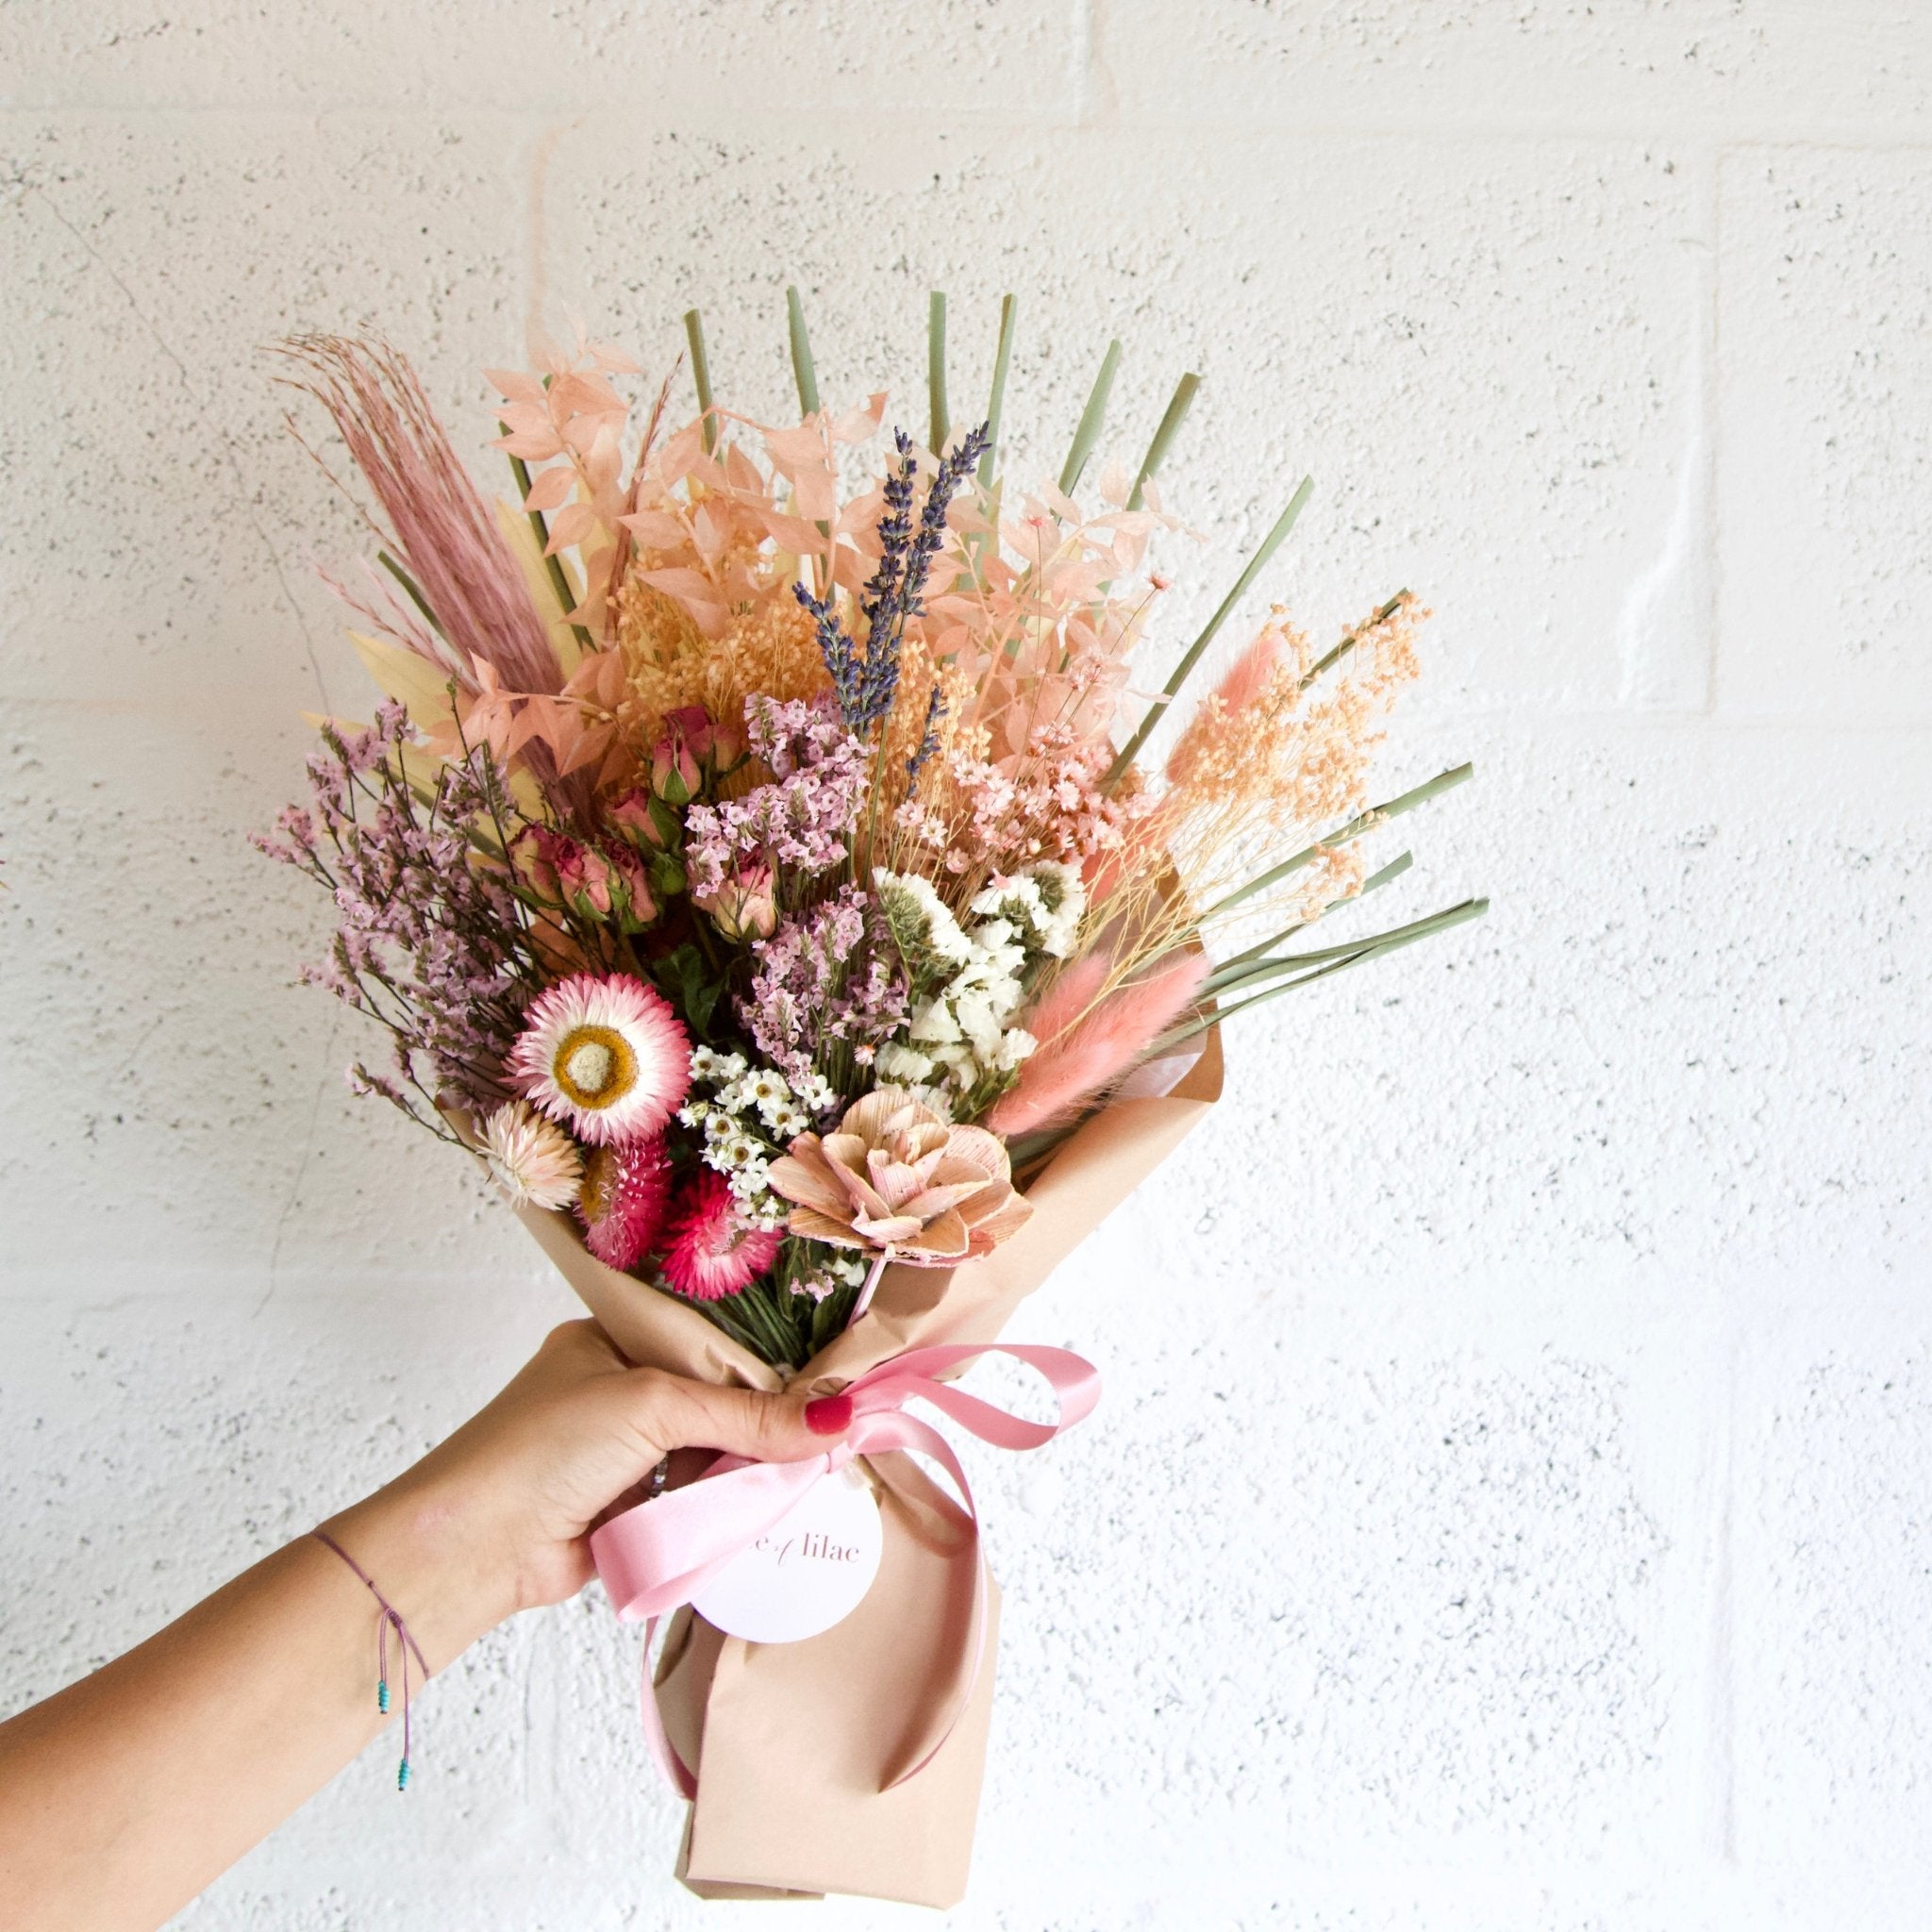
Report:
684,308,717,454
1166,897,1490,1047
1126,373,1200,511
1203,763,1474,923
501,439,595,653
1105,474,1313,786
1209,850,1413,975
786,285,821,418
1058,339,1123,497
1205,897,1489,995
376,550,446,639
1300,591,1407,691
979,294,1017,489
927,291,949,453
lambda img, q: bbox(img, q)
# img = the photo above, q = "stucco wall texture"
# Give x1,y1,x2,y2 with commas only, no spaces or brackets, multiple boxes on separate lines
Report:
5,4,1931,1927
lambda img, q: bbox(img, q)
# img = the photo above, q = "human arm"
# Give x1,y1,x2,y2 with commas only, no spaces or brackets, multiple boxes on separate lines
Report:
0,1321,849,1932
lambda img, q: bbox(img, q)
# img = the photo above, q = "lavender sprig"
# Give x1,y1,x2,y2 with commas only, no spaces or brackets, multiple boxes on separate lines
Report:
906,682,946,787
794,422,991,739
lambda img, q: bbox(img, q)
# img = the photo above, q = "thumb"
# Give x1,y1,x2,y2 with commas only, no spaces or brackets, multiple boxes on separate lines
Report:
623,1368,853,1467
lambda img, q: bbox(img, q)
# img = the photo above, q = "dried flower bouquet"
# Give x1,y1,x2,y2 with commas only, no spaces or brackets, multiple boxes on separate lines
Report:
261,293,1482,1373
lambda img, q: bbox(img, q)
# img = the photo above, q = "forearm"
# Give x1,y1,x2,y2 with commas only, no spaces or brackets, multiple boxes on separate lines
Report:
0,1473,508,1932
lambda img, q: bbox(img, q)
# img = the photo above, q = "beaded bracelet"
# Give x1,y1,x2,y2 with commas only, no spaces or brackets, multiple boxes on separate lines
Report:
312,1530,429,1790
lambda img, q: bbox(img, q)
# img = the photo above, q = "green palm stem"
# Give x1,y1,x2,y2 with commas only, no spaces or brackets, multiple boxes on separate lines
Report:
683,308,718,454
1201,763,1475,924
1126,373,1201,511
1207,849,1413,978
1297,591,1408,692
1058,339,1123,497
1160,896,1491,1050
927,291,949,452
1204,896,1489,998
1103,474,1313,788
786,284,821,418
501,439,595,654
978,294,1018,488
782,286,830,588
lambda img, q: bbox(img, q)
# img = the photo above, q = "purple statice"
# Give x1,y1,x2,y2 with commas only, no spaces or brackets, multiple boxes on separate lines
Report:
683,694,868,904
255,701,534,1138
794,422,991,738
739,887,908,1093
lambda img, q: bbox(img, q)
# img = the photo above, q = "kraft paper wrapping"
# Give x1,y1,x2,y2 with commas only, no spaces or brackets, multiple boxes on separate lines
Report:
517,1028,1222,1907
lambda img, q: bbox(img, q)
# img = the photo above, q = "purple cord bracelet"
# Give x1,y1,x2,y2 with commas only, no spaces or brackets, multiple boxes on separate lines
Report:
312,1530,429,1790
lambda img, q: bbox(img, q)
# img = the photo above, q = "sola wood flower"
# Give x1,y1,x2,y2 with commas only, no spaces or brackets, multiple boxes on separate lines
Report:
508,973,689,1145
767,1088,1031,1267
481,1100,582,1211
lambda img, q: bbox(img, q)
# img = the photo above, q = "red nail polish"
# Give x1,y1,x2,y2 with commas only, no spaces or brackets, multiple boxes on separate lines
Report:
805,1392,852,1436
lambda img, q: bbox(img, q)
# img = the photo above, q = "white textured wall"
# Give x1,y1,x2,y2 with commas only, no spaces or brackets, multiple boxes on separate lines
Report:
5,5,1931,1926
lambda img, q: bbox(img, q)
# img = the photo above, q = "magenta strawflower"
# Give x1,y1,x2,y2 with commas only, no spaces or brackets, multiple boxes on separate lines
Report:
660,1171,781,1301
577,1137,673,1271
508,973,690,1145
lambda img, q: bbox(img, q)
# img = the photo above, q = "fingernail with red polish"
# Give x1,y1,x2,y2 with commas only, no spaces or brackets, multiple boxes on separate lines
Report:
805,1392,853,1436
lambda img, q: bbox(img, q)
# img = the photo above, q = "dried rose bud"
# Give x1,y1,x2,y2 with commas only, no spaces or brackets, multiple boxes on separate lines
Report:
606,843,658,930
694,863,777,942
508,824,563,900
604,788,665,851
553,840,615,918
651,708,713,806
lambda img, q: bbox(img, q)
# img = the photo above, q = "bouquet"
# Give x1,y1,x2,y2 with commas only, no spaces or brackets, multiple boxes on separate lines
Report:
259,291,1482,1904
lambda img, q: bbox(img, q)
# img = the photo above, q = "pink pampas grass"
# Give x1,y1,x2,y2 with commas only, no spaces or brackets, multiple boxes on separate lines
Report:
276,334,561,702
986,951,1210,1139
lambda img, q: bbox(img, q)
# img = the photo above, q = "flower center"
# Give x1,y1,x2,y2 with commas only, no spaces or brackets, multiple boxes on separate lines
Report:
552,1024,638,1110
578,1146,613,1220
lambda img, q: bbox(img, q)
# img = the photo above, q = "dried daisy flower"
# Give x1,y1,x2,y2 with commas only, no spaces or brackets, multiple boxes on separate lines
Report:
577,1138,673,1271
508,973,691,1145
660,1170,783,1301
482,1100,583,1211
766,1088,1031,1267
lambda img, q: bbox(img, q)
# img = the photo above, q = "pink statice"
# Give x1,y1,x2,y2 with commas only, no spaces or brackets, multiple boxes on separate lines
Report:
661,1171,782,1301
739,886,908,1093
253,701,532,1130
682,693,867,904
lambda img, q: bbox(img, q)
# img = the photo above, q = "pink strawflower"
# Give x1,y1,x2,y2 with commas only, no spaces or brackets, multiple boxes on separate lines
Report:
481,1099,583,1211
508,973,690,1145
577,1137,673,1271
660,1171,781,1301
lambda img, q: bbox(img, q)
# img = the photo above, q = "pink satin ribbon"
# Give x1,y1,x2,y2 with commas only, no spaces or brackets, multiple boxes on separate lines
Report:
589,1341,1101,1798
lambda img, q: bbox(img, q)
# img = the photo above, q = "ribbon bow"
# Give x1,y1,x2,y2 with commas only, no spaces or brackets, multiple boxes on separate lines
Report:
590,1341,1100,1797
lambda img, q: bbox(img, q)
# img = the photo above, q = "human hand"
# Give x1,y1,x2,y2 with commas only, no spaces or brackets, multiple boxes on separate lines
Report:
320,1321,851,1671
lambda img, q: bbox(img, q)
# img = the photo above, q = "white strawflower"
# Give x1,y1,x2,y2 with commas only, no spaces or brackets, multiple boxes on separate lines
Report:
482,1100,583,1211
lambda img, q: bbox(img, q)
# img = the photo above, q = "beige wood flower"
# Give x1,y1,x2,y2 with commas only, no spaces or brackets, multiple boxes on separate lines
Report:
766,1088,1032,1266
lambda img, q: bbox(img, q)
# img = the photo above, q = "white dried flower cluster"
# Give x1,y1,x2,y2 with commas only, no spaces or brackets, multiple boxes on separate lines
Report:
873,861,1088,1109
969,859,1085,958
678,1047,832,1231
787,1253,870,1303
